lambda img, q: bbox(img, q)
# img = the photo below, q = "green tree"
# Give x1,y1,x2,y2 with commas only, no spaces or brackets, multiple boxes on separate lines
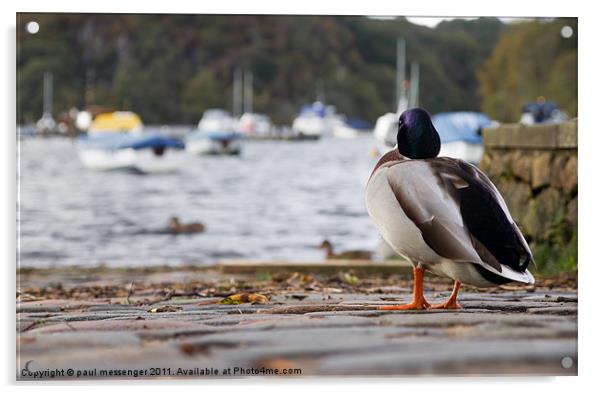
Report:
478,18,577,121
18,14,539,126
181,68,228,121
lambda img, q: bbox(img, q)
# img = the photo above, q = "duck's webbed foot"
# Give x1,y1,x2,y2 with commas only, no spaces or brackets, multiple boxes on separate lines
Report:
428,300,462,310
378,266,431,311
378,297,431,310
428,280,462,310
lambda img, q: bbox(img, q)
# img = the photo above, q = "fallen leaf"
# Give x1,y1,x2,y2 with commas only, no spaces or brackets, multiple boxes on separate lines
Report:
148,305,182,313
180,341,240,356
17,292,38,302
254,357,300,371
219,293,269,305
340,272,359,285
321,287,344,294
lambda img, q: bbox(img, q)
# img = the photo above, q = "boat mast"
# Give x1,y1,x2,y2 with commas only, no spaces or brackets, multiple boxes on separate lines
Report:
395,38,406,113
43,71,53,118
233,67,243,117
243,69,253,114
409,61,420,108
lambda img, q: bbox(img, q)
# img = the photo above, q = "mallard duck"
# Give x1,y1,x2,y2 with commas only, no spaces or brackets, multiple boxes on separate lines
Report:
168,217,205,234
319,240,373,260
365,108,534,310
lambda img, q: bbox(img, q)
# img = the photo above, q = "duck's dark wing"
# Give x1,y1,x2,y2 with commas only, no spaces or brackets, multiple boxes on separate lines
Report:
427,157,533,281
382,157,533,283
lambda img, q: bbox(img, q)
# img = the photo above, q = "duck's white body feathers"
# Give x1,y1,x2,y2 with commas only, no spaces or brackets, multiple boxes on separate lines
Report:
365,151,534,287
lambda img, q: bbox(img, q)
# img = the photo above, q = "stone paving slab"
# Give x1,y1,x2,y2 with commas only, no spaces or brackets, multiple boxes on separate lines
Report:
16,267,578,379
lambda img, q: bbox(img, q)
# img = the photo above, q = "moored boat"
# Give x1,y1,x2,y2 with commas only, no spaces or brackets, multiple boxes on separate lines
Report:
431,111,493,165
185,130,244,155
185,109,244,155
88,111,144,135
291,102,342,140
520,99,568,125
237,112,274,138
373,112,399,153
76,110,184,173
77,132,184,173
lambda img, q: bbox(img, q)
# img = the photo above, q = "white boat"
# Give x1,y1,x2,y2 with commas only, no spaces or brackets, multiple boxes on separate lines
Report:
35,71,59,135
373,112,399,153
35,113,57,134
238,112,274,137
185,130,244,155
333,117,373,139
333,123,359,139
291,102,343,139
77,132,184,173
432,112,493,165
520,100,568,125
185,109,244,155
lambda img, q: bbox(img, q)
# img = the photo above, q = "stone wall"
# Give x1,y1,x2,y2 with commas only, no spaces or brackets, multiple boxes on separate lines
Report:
479,120,578,273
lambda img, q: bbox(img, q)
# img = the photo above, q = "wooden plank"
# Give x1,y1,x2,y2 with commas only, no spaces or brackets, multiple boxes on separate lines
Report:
217,259,412,275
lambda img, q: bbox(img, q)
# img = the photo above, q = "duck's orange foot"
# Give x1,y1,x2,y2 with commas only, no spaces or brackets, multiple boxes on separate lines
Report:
378,299,431,310
428,300,462,310
428,281,462,310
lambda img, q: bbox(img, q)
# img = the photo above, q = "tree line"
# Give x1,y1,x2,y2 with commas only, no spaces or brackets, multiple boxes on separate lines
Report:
17,14,577,125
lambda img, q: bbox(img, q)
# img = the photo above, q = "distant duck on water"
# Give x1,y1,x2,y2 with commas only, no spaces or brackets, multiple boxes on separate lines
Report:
365,108,534,310
319,240,373,260
168,217,205,235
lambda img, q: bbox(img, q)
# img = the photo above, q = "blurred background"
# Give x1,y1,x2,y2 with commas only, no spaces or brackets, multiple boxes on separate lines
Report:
16,14,577,270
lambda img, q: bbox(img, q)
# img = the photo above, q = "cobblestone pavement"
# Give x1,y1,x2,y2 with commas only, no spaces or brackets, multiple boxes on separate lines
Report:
16,267,578,379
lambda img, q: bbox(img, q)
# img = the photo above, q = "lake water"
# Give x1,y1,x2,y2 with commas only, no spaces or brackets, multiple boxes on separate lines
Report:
18,133,384,267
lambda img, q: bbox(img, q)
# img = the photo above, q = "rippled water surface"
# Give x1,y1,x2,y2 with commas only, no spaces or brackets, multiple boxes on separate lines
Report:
19,134,383,267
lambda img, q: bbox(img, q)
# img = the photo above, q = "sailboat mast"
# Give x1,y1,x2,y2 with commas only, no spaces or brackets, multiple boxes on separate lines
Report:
409,61,420,108
243,69,253,114
43,71,53,117
395,38,406,112
233,67,243,117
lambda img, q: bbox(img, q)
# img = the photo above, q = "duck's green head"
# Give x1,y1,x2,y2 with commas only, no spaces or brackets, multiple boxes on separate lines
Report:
397,108,441,159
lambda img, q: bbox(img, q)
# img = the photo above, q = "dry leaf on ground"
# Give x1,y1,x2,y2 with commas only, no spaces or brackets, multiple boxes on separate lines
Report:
148,305,183,313
219,293,269,305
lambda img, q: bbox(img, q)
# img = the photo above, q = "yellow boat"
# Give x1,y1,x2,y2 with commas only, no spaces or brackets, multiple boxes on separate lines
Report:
89,111,143,134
